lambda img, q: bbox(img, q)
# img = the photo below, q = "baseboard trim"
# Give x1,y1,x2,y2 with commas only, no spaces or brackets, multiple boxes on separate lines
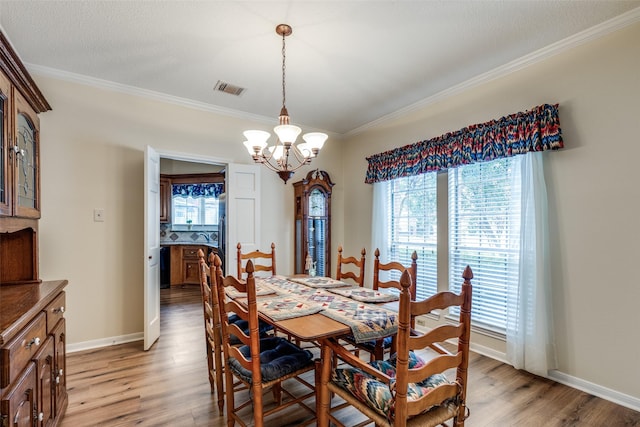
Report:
67,332,143,353
442,335,640,412
548,370,640,413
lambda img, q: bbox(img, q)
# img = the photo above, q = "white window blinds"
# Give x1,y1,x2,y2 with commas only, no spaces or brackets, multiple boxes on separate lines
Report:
448,157,522,333
387,174,438,300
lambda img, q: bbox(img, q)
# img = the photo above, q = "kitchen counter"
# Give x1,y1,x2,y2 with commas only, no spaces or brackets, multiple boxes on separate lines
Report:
160,241,218,248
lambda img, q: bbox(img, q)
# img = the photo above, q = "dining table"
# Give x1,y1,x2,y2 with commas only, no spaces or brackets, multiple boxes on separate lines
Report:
225,274,401,426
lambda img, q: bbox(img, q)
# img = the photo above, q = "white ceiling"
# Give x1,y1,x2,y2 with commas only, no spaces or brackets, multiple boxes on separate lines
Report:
0,1,638,136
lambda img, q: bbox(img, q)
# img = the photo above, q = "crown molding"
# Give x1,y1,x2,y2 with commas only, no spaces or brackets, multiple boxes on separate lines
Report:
347,6,640,137
25,62,277,125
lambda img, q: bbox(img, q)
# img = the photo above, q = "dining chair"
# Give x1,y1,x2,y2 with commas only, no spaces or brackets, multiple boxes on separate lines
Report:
336,245,366,287
343,249,418,361
197,250,219,400
214,259,317,427
198,252,274,414
318,266,473,427
236,242,277,279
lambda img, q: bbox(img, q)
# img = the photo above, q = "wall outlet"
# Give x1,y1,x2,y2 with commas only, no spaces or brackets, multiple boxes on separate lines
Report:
94,208,105,222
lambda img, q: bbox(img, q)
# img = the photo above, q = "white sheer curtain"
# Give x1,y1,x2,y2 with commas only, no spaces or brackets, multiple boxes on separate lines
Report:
506,152,558,377
371,181,390,283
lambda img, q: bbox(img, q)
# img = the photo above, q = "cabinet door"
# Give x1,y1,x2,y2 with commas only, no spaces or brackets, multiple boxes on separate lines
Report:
0,72,12,216
13,91,40,219
159,176,171,223
183,259,200,284
1,361,37,427
33,336,54,427
51,319,66,417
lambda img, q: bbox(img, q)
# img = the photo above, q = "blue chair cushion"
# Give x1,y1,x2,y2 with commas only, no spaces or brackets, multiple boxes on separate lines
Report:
227,313,274,345
228,337,314,384
357,335,393,352
331,351,450,419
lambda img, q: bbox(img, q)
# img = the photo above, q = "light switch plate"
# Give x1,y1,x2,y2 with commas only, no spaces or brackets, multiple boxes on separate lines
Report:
94,208,105,222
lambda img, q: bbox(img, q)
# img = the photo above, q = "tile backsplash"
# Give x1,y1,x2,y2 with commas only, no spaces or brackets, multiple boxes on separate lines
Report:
160,224,218,246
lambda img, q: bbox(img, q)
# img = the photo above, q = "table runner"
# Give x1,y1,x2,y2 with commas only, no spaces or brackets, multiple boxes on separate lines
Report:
317,298,398,343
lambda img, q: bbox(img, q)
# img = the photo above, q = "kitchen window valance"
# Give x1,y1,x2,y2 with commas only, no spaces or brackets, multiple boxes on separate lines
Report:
365,103,563,184
172,183,224,198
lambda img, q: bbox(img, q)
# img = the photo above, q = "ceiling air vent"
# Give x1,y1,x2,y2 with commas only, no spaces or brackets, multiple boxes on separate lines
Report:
213,80,245,96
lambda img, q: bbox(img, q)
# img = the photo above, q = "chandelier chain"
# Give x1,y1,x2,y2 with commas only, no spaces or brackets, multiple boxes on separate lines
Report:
281,31,287,110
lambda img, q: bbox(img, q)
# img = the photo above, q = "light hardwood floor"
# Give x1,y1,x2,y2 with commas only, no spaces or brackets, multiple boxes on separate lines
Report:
60,285,640,426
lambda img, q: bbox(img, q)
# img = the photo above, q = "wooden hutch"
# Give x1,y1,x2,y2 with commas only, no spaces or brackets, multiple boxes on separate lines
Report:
0,31,69,426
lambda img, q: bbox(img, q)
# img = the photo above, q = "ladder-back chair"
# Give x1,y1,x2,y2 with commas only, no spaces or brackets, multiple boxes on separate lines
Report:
318,266,473,427
197,250,223,409
336,246,366,287
345,249,418,361
215,260,317,427
236,242,276,279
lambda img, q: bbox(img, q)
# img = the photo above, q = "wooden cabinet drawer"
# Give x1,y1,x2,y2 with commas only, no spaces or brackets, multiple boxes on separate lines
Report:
44,291,66,332
0,312,46,388
182,246,202,260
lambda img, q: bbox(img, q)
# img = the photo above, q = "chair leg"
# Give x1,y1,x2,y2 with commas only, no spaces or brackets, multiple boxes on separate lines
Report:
224,370,235,427
272,382,282,405
318,343,333,427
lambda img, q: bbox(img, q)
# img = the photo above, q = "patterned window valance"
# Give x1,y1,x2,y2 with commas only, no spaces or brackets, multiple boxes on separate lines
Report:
365,103,563,184
172,183,224,198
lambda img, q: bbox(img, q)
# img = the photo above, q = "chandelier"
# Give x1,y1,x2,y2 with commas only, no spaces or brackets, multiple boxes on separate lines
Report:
242,24,328,184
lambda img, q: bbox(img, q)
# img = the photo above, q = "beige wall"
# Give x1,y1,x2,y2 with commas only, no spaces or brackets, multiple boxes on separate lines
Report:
341,23,640,400
35,76,344,346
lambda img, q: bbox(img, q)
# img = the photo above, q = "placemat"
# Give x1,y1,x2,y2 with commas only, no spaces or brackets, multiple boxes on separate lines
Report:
289,276,350,289
256,277,308,294
254,296,324,321
225,283,277,299
327,287,399,303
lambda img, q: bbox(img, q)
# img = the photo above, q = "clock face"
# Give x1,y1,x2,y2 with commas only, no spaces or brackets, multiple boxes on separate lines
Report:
309,188,325,217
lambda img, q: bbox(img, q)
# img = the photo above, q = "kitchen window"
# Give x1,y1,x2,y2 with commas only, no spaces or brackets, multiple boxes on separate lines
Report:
172,182,223,228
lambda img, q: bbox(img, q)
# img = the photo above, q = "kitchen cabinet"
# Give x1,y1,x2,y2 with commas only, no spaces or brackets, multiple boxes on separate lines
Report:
0,281,68,427
168,245,214,286
293,170,334,276
159,175,171,223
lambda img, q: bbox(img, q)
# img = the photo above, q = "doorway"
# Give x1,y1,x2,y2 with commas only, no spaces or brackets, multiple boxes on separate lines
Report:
144,147,261,350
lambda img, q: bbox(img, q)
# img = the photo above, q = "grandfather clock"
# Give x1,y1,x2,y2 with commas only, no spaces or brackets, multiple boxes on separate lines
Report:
293,170,334,276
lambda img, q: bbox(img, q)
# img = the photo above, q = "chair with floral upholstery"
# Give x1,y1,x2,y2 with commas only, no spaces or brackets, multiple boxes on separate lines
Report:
318,266,473,427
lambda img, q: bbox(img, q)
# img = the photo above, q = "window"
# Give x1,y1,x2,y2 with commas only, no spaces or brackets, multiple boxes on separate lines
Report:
172,183,222,226
448,157,521,333
382,156,522,335
385,174,438,300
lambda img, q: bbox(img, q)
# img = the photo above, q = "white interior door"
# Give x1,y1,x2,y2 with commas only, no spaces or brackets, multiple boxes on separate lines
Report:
226,163,261,276
144,145,161,350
